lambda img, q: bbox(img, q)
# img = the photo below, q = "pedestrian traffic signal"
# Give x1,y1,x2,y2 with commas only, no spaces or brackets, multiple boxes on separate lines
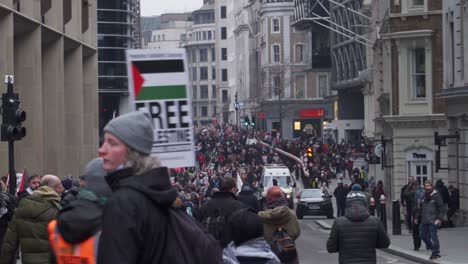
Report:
306,147,313,157
244,116,250,126
1,78,26,142
251,116,256,126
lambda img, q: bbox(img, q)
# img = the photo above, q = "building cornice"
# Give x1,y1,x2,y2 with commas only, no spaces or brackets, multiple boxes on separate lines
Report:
437,86,468,99
259,2,294,16
382,114,446,129
381,30,433,40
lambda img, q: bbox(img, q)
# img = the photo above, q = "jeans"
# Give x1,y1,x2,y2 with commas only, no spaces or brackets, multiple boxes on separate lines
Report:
420,223,440,256
405,203,413,230
336,203,345,217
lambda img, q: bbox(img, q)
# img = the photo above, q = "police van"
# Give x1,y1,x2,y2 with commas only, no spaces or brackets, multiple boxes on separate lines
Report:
259,164,296,209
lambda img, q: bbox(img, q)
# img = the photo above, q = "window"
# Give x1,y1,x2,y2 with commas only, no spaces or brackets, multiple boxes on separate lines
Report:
192,67,197,81
221,27,227,40
411,0,424,7
201,106,208,117
193,107,197,117
213,106,217,117
272,18,280,33
158,35,160,41
272,44,280,63
200,67,208,80
272,75,280,96
200,48,208,62
203,31,207,40
200,85,208,99
221,48,227,61
212,85,217,98
412,48,426,99
192,85,197,99
295,44,304,63
222,90,228,103
192,50,197,62
221,6,226,19
162,34,165,41
318,74,328,97
211,47,216,61
208,31,212,40
212,67,216,80
222,69,228,81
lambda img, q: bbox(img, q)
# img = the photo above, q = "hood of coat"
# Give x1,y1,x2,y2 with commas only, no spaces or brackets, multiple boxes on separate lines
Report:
344,202,370,222
258,206,293,225
223,239,280,264
16,186,61,220
108,167,178,208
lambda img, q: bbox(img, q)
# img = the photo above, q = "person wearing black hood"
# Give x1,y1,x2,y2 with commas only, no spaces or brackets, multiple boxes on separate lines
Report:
97,111,221,264
48,158,112,264
238,184,260,211
327,184,390,264
435,179,450,227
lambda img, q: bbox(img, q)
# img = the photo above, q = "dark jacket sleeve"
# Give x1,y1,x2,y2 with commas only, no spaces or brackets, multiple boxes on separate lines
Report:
400,185,407,205
97,194,141,264
0,214,19,264
326,220,339,253
375,220,390,249
435,193,444,221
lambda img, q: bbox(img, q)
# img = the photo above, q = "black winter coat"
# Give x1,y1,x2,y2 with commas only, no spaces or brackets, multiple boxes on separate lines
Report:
238,190,260,211
98,167,199,264
327,204,390,264
199,191,246,247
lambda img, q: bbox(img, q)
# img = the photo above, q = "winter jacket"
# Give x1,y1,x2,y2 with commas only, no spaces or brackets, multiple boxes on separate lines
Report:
0,186,61,264
326,204,390,264
258,206,301,244
333,186,348,206
223,238,280,264
98,167,180,264
199,191,247,247
238,190,260,211
421,190,444,224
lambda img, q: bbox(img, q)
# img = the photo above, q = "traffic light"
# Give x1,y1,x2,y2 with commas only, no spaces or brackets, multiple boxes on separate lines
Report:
306,147,313,157
251,116,256,126
1,77,26,142
244,116,250,126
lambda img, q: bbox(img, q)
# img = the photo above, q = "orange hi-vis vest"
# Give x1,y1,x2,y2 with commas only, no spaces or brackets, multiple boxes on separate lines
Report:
48,219,100,264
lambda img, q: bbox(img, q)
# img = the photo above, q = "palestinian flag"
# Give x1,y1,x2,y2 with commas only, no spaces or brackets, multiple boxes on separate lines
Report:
131,59,187,101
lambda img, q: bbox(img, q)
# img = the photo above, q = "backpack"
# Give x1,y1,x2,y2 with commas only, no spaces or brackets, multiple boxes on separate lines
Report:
201,208,229,246
270,226,298,262
165,207,222,264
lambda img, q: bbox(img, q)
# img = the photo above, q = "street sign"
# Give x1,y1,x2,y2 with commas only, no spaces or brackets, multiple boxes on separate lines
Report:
126,49,195,168
374,143,383,158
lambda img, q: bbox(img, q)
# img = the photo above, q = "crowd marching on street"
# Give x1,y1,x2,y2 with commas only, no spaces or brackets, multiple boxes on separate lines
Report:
0,111,460,263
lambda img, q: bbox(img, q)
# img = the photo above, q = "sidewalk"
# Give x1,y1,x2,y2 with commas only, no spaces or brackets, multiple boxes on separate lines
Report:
315,219,467,264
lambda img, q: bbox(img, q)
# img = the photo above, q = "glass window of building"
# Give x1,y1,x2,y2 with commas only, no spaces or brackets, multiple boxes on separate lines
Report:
221,27,227,40
221,6,227,19
193,106,197,117
212,85,217,98
412,48,426,99
272,75,280,96
318,74,328,97
200,67,208,80
211,47,216,61
411,0,424,7
162,34,165,41
208,31,212,40
213,106,217,117
222,69,228,81
272,44,280,63
192,67,197,81
192,49,197,63
272,18,280,33
203,31,207,40
193,85,197,99
200,48,208,62
295,44,304,63
212,67,216,80
200,85,208,99
221,48,227,61
201,106,208,117
222,90,228,103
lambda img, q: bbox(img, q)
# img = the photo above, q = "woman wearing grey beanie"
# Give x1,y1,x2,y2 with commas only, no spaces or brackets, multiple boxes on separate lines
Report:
97,111,181,263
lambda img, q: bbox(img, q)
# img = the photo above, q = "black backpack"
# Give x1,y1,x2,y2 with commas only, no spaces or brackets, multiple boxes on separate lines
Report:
270,226,298,262
165,207,222,264
201,208,229,246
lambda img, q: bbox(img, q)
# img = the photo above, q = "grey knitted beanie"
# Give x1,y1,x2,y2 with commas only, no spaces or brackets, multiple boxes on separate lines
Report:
104,111,154,155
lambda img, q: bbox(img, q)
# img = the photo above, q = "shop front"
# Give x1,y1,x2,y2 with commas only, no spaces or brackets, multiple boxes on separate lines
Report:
405,148,433,186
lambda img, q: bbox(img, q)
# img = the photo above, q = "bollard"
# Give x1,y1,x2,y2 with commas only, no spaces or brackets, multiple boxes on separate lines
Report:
380,194,387,232
369,197,376,216
392,200,402,235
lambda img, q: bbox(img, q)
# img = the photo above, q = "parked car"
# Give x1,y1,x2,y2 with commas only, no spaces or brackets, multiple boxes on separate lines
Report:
296,188,333,219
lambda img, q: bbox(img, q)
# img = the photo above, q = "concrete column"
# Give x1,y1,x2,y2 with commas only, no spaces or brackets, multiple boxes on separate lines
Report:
42,36,65,175
64,45,84,176
14,26,44,173
82,51,98,165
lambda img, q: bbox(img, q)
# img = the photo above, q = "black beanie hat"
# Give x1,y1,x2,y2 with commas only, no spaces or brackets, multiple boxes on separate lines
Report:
230,208,263,245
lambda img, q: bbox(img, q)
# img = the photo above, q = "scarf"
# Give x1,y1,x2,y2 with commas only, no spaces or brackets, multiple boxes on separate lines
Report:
265,197,288,209
223,238,280,264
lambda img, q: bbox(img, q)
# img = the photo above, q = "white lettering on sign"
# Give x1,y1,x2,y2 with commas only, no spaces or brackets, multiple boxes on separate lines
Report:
135,101,190,130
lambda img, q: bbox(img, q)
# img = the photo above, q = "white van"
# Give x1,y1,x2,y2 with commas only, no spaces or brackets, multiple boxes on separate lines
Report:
259,164,296,208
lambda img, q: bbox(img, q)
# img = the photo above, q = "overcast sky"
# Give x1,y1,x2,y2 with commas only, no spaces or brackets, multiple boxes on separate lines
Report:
140,0,204,16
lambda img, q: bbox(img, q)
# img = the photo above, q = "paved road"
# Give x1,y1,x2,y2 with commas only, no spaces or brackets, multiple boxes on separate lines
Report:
297,218,420,264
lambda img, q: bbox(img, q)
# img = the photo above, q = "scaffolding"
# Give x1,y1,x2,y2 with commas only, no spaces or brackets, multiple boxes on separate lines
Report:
131,0,141,49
